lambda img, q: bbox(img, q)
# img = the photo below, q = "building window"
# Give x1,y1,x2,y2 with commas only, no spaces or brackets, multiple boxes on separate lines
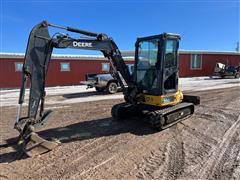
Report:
191,54,202,69
102,63,110,72
15,62,23,71
60,62,70,71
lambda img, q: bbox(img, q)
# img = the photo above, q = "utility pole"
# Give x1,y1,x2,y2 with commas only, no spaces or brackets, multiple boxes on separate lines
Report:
236,42,239,52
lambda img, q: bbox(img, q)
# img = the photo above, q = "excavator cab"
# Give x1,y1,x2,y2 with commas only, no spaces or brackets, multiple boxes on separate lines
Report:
132,34,183,107
135,34,179,94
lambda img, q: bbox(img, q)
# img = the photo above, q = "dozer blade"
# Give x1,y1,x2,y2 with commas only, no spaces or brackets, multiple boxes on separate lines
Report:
19,132,60,157
183,95,200,105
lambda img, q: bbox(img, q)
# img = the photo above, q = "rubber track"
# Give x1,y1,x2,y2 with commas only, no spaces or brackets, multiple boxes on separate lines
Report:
148,102,194,130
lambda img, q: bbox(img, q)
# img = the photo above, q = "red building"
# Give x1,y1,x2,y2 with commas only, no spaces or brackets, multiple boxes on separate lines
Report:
179,50,240,77
0,51,240,88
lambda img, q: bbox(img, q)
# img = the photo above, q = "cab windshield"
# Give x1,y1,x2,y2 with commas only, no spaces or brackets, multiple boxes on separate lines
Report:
136,39,159,91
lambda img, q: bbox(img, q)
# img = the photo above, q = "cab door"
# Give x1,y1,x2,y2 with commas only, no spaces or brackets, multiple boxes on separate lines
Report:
162,39,179,94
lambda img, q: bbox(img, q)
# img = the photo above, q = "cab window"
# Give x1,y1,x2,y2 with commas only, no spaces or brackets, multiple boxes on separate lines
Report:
165,40,177,68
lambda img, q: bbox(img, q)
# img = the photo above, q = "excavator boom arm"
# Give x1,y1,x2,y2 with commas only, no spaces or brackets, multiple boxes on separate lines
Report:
16,21,134,137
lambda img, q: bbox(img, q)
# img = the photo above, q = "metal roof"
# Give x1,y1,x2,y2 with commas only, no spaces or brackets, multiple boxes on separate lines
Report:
179,50,240,55
0,52,134,60
120,50,240,56
0,50,239,60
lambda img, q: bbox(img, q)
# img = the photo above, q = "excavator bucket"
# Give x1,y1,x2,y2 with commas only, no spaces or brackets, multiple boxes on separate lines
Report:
16,110,61,157
18,132,60,157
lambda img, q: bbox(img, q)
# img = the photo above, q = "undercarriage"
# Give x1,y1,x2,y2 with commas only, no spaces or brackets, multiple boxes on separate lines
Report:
112,95,199,130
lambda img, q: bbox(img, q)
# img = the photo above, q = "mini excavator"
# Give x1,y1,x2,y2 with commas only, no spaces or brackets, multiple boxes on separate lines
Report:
15,21,200,157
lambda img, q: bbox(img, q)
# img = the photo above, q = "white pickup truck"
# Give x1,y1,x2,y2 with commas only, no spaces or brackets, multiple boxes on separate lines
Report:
81,64,134,94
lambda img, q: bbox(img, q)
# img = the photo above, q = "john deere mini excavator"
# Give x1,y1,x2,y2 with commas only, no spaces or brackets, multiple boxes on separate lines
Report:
15,21,200,157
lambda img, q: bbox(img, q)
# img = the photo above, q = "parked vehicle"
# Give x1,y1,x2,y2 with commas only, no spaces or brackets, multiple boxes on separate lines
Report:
214,63,240,78
81,64,134,94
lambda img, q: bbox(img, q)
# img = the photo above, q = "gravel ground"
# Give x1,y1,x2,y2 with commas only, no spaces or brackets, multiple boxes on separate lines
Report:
0,77,240,180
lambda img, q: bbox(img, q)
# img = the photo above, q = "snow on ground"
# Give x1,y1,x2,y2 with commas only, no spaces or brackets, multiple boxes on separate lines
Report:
0,76,239,107
179,76,240,91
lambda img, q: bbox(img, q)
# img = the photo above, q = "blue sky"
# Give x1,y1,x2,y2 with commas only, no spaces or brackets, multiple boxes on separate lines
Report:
0,0,239,55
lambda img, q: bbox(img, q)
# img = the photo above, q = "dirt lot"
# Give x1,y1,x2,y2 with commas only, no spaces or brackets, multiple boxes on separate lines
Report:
1,86,240,179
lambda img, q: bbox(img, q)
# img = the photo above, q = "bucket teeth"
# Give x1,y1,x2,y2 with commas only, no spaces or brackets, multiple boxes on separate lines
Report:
21,132,60,157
